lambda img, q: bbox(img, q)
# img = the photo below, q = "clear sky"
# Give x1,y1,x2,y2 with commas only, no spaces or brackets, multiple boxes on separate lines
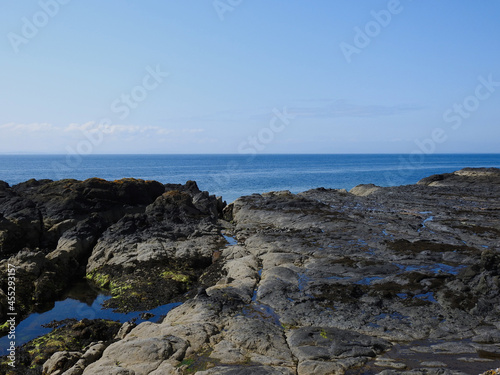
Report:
1,0,499,154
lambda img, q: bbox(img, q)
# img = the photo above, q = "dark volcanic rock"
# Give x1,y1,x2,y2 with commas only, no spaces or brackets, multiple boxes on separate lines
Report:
418,167,500,187
85,187,223,311
0,178,225,322
0,178,165,256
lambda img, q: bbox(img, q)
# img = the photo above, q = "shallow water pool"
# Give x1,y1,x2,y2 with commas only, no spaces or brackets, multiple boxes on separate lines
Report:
0,281,182,355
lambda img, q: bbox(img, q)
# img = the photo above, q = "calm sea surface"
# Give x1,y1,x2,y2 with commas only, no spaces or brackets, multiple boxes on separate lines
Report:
1,154,499,203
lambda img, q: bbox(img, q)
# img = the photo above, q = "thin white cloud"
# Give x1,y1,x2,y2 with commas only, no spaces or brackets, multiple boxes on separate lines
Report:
0,122,206,153
157,100,423,123
0,122,60,132
2,122,202,137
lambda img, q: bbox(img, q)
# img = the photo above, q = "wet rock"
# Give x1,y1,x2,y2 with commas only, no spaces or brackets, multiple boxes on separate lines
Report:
287,326,390,361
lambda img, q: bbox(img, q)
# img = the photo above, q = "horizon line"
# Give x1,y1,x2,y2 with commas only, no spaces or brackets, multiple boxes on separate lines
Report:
1,152,500,156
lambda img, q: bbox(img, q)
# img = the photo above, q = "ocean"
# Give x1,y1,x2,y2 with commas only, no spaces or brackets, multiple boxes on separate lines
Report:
0,154,499,203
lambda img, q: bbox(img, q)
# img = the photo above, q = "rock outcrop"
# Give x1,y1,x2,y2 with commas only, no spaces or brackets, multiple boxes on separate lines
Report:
1,168,500,374
0,178,225,322
85,187,223,311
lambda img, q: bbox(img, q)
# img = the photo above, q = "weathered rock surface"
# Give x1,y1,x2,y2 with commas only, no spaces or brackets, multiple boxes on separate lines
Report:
85,186,224,311
0,178,225,322
45,168,499,374
2,168,500,374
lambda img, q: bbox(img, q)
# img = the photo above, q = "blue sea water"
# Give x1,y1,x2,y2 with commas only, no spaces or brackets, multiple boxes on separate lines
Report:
0,293,181,355
1,154,499,203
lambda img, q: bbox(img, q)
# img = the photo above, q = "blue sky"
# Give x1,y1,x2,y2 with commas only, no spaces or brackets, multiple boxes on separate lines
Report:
1,0,499,154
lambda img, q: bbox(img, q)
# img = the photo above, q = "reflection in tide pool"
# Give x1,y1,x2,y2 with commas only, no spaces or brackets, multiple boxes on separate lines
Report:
0,284,182,355
223,234,238,246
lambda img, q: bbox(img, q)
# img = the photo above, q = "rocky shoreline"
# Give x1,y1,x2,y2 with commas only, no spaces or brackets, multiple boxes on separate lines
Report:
1,168,500,374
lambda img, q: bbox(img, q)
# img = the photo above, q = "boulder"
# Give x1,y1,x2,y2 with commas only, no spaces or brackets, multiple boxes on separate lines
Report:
43,351,82,375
